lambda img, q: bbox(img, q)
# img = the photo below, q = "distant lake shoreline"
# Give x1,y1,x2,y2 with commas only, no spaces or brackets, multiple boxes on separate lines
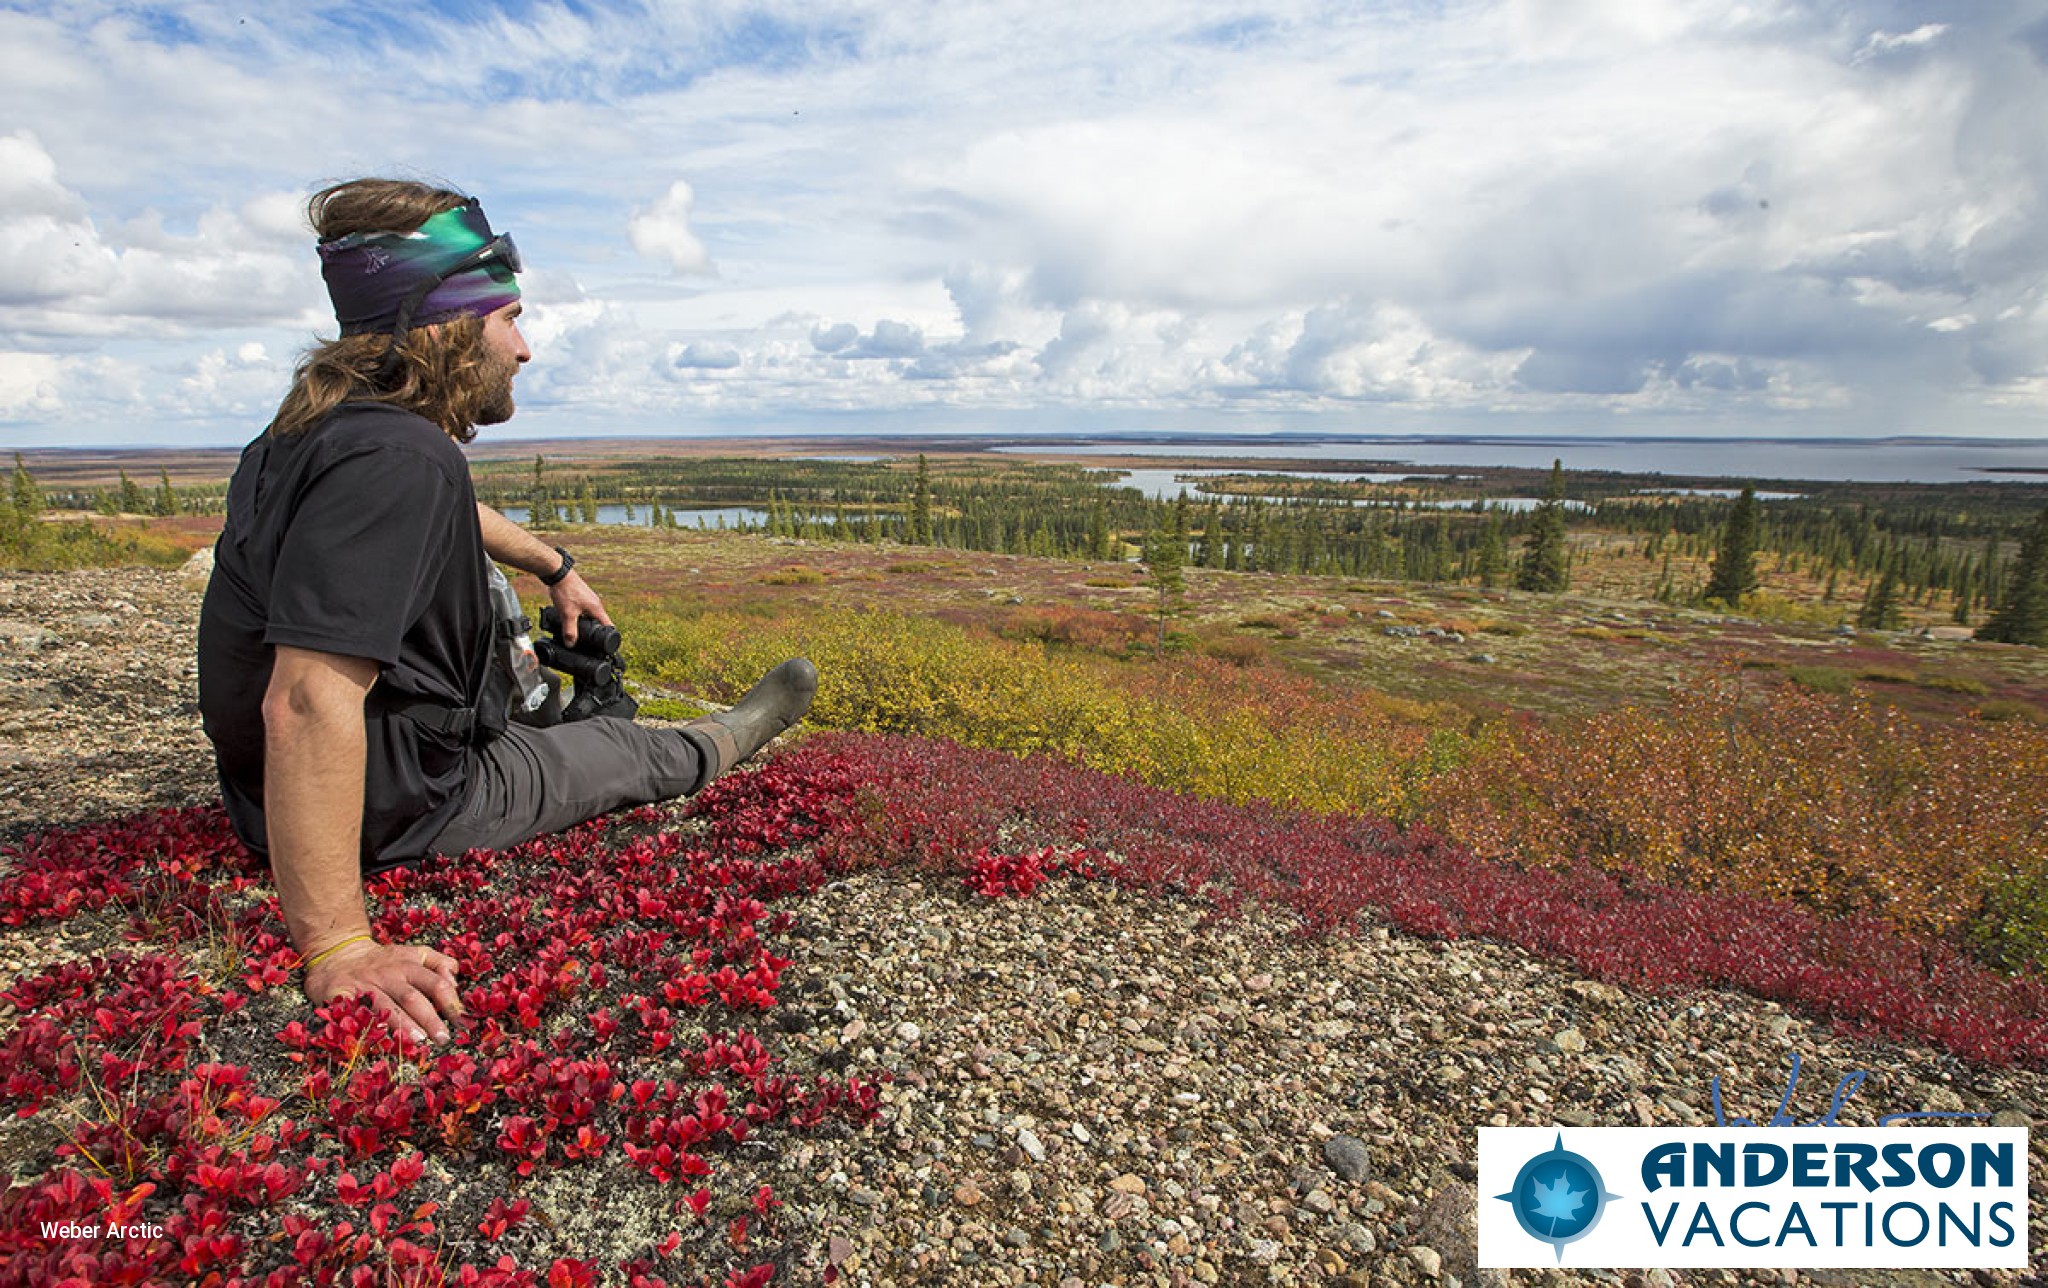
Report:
984,435,2048,485
14,432,2048,488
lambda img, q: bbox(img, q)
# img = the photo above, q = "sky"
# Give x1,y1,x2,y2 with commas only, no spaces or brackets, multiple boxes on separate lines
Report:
1,0,2046,448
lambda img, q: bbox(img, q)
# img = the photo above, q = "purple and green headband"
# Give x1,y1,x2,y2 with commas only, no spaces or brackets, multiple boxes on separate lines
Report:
318,198,522,338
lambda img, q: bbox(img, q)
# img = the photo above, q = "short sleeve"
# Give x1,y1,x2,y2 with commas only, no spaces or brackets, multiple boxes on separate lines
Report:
264,444,461,665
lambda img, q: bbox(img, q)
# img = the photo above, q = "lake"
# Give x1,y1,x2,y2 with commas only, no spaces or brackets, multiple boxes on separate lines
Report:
498,504,767,529
994,436,2048,485
1099,467,1594,509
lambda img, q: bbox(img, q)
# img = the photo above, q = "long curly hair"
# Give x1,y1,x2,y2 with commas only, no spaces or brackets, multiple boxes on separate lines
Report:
267,179,505,443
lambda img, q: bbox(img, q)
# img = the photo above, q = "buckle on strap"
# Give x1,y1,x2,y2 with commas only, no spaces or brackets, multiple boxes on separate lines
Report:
389,697,478,741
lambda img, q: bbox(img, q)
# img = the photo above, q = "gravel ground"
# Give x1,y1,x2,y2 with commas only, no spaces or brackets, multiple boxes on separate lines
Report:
1,566,2044,1287
0,565,218,840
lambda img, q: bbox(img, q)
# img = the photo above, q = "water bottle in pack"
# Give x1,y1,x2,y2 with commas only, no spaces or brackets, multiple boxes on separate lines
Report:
486,562,550,714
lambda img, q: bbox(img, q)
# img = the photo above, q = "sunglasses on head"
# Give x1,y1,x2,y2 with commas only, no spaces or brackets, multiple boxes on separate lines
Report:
388,230,522,339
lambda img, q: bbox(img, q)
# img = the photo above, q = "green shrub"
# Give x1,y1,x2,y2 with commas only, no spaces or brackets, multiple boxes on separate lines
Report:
1739,592,1850,628
1917,672,1991,696
1970,868,2048,972
631,696,703,721
1975,699,2046,725
1786,665,1853,694
0,516,189,571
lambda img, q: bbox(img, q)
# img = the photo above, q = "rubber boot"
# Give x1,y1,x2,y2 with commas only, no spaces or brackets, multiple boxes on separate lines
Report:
679,658,818,791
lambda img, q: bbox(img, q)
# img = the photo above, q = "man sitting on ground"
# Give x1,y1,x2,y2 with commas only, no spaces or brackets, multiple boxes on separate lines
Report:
197,178,815,1043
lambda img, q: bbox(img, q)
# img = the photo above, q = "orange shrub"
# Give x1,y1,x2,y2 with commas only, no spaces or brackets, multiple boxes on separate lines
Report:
1419,683,2048,962
1199,633,1270,668
994,604,1151,655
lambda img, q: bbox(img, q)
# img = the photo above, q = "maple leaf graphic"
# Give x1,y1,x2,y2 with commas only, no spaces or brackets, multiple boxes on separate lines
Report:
1527,1171,1587,1227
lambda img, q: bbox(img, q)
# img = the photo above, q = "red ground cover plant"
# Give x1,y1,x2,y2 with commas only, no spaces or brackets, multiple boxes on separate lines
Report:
5,731,2045,1283
0,800,877,1285
735,732,2048,1066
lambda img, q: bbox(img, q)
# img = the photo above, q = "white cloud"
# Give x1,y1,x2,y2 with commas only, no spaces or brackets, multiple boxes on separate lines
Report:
0,343,289,439
0,352,63,421
0,131,119,308
846,319,923,359
1855,23,1950,63
0,132,317,338
628,181,714,276
672,340,743,370
810,321,857,352
177,342,288,415
0,131,87,221
0,0,2044,443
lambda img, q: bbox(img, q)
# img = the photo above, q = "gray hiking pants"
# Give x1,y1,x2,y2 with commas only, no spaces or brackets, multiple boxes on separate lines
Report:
427,719,705,856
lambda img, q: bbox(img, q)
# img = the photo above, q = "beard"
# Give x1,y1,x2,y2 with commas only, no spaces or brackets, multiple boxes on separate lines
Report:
473,345,519,426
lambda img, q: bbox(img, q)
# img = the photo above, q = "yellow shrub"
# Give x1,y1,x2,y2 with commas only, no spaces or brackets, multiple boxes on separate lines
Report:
625,602,1428,819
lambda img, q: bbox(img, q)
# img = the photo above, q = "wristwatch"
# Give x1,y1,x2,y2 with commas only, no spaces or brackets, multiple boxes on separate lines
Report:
539,546,575,587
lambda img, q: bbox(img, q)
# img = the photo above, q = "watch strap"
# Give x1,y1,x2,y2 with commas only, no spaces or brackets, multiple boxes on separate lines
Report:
539,547,575,587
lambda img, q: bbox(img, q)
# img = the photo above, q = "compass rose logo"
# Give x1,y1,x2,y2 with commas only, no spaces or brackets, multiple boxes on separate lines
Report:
1494,1132,1621,1261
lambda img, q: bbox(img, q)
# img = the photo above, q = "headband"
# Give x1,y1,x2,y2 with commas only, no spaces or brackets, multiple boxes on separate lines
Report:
318,198,522,337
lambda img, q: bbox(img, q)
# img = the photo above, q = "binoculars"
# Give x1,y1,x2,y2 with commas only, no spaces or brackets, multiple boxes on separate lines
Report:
534,607,639,723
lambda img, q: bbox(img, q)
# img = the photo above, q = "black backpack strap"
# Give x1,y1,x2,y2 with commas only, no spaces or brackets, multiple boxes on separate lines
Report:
386,696,479,742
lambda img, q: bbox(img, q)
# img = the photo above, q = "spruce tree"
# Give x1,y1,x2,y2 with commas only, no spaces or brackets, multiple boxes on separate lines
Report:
1476,516,1507,589
1143,504,1186,654
153,470,178,517
1977,506,2048,646
1088,498,1111,562
117,469,147,515
910,454,934,546
528,455,551,530
1515,459,1570,592
1858,569,1903,631
10,454,40,519
1703,484,1761,605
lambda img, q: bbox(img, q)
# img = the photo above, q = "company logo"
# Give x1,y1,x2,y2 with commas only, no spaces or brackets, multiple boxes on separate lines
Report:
1479,1127,2028,1269
1495,1133,1622,1259
1478,1057,2029,1270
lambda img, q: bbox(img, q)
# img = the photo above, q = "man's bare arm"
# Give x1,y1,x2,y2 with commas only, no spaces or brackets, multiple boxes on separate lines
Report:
264,645,461,1041
475,502,609,644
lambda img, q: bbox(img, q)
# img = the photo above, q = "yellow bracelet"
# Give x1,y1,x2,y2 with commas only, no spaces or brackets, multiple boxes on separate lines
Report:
304,933,375,969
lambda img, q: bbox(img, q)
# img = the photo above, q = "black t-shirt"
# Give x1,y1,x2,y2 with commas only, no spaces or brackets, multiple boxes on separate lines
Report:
197,403,490,869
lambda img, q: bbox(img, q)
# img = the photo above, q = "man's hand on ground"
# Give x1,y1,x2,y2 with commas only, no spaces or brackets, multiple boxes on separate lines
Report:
547,569,610,646
303,938,463,1043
